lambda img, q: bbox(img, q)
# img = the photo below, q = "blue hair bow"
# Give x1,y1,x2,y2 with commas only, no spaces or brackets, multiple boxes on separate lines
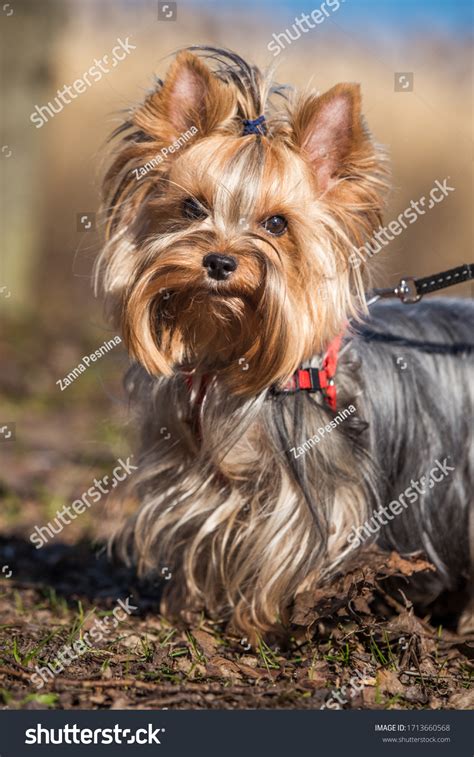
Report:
242,115,267,136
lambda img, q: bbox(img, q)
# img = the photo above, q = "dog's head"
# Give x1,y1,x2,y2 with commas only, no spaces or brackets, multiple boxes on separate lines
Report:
98,48,388,394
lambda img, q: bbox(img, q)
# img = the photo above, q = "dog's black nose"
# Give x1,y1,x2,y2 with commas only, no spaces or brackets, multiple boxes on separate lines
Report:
203,253,238,281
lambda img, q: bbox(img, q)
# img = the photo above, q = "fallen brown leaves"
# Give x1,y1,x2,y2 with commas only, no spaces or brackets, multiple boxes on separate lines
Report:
292,546,434,629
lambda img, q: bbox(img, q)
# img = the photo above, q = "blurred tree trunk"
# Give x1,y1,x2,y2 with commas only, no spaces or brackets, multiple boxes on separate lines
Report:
0,0,68,314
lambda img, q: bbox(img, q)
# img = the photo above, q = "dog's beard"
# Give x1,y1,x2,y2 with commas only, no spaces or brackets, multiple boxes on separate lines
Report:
122,236,318,396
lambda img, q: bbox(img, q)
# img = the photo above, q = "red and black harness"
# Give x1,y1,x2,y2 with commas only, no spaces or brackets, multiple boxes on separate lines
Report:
272,330,344,411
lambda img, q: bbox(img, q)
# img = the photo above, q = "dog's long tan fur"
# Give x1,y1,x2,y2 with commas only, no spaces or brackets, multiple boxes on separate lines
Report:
96,47,392,639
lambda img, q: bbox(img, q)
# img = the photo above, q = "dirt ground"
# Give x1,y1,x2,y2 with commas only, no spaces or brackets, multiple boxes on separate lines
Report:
0,318,472,710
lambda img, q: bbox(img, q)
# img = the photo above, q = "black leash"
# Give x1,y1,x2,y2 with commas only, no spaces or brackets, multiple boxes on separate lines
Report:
368,263,473,304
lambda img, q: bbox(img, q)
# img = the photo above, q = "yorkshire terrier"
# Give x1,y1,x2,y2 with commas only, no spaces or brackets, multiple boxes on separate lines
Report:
96,47,473,641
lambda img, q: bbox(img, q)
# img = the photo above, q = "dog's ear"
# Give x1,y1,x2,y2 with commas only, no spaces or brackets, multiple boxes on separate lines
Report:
292,83,368,191
135,51,234,138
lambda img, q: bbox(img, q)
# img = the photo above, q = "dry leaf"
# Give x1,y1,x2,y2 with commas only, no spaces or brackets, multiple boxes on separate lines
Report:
192,630,220,659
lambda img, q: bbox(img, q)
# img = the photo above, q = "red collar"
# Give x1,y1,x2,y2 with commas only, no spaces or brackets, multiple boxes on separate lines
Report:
272,329,346,410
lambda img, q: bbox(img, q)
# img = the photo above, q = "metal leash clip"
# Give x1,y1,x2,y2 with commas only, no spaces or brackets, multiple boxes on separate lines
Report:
394,277,422,304
370,277,422,305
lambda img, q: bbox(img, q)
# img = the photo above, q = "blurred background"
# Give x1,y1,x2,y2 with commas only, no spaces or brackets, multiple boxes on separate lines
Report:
0,0,472,542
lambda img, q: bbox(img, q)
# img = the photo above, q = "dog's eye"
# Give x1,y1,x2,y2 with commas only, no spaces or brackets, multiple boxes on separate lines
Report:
182,197,207,220
262,215,288,236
